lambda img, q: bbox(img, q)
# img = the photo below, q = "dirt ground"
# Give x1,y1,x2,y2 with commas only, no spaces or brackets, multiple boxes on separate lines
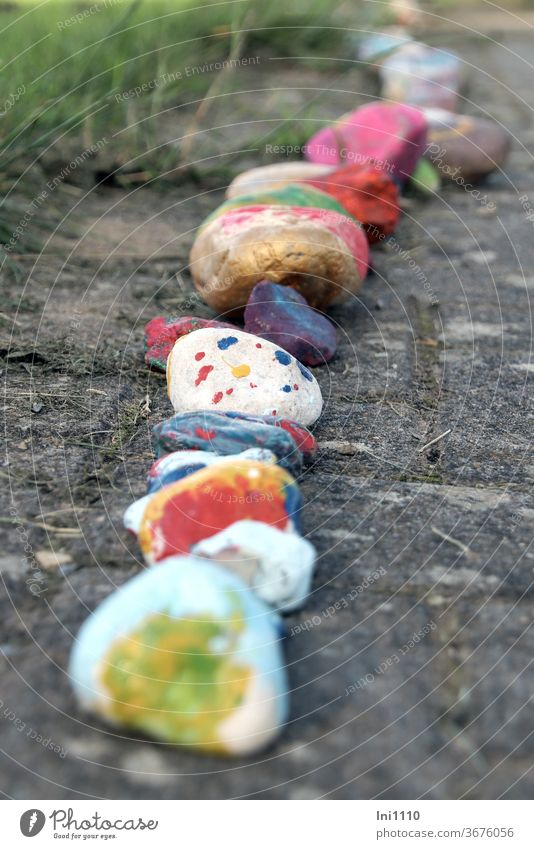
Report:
1,23,534,799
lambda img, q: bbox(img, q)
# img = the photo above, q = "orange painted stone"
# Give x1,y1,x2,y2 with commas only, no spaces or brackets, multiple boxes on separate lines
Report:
138,459,301,564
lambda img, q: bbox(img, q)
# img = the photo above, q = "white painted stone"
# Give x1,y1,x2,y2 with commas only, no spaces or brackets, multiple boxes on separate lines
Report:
192,520,316,612
167,328,323,426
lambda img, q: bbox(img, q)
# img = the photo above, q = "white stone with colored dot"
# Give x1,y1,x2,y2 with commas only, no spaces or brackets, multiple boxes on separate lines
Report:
167,327,323,425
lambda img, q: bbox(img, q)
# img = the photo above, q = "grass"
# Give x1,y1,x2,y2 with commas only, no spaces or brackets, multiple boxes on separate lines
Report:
0,0,365,263
0,0,523,263
0,0,529,174
0,0,355,165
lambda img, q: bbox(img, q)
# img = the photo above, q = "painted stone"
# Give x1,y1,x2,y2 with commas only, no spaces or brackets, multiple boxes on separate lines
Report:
147,448,223,494
201,183,354,231
152,410,316,474
123,494,152,535
167,328,323,426
244,281,336,366
138,459,302,564
423,108,511,182
193,520,316,613
380,44,461,112
303,163,400,243
190,205,369,314
219,412,317,462
124,448,279,536
144,315,234,371
69,557,288,755
226,162,332,198
305,102,428,183
388,0,422,27
410,157,441,194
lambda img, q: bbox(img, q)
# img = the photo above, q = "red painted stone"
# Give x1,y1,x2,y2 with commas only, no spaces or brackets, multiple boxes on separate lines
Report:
303,163,400,243
144,316,234,372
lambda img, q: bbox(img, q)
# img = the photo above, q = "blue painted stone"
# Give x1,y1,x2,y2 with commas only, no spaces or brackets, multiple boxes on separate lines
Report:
152,411,318,475
244,281,337,366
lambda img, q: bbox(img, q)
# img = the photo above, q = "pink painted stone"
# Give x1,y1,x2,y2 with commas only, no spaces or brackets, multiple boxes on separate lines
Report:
305,102,428,183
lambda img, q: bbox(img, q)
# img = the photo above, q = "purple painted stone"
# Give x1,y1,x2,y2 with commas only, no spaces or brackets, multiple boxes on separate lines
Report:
244,281,337,366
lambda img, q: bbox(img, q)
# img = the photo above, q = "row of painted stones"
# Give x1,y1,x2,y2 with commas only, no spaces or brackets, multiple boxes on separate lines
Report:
70,340,323,755
69,34,510,758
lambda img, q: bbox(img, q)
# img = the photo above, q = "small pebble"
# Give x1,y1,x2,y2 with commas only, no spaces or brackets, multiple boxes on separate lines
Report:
35,550,73,573
69,557,288,755
244,281,337,366
167,328,323,426
193,520,316,612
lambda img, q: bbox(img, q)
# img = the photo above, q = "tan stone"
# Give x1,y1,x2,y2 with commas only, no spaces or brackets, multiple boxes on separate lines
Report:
190,206,366,314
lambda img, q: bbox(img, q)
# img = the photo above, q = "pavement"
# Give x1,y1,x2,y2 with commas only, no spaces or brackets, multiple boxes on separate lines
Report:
1,26,534,799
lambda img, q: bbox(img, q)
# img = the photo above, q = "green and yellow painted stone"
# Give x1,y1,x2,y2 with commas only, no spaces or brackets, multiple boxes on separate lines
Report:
200,183,355,231
70,557,288,755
